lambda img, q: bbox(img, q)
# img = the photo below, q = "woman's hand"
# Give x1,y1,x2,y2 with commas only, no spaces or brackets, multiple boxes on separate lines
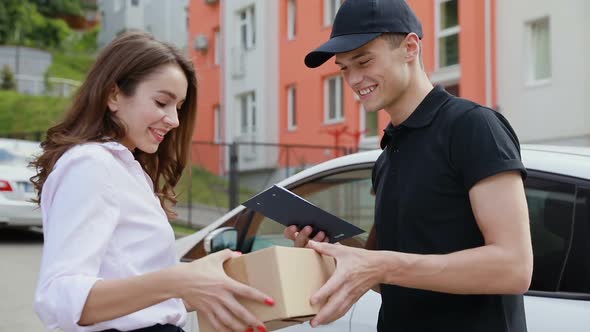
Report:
173,249,273,332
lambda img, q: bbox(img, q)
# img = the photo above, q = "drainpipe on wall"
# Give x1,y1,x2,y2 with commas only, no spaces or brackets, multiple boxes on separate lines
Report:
485,0,493,108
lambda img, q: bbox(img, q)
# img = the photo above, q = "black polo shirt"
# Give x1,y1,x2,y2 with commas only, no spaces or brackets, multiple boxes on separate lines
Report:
372,86,528,332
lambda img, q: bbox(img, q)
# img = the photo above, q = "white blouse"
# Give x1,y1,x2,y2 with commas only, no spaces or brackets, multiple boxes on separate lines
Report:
34,142,186,332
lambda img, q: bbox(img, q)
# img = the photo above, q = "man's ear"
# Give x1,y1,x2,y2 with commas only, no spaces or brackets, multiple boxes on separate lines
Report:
403,33,421,63
107,85,121,113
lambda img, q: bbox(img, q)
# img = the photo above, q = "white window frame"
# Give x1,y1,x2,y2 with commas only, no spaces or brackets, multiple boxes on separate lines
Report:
360,105,379,139
287,85,297,131
237,6,256,51
214,105,222,143
525,17,552,86
324,76,344,124
214,29,221,65
324,0,343,26
435,0,460,69
288,0,296,40
238,92,257,135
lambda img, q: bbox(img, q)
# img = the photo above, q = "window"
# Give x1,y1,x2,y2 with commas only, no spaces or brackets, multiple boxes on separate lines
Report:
244,168,375,252
324,76,343,123
287,85,297,130
287,0,296,40
238,6,256,50
214,105,222,143
361,106,379,138
214,29,221,65
238,92,256,135
525,176,576,292
436,0,460,68
324,0,343,26
559,187,590,294
131,0,139,6
527,17,551,83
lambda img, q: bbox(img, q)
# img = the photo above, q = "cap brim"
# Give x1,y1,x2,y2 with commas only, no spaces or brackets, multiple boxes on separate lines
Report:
304,33,382,68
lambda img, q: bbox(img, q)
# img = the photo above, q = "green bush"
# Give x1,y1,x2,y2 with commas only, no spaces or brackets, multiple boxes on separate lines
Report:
1,65,16,90
62,25,99,54
0,91,69,135
47,51,95,81
176,166,255,208
31,0,84,17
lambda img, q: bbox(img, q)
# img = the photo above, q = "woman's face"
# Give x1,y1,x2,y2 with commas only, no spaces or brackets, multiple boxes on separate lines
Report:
108,63,188,153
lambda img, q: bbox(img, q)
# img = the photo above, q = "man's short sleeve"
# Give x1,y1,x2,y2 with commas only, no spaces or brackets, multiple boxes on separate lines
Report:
450,107,527,189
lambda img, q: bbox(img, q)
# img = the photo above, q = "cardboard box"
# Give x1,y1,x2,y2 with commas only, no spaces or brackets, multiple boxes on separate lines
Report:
197,246,336,331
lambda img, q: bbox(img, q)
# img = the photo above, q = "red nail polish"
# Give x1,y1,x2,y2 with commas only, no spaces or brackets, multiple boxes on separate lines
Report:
246,328,254,332
257,326,267,332
264,297,275,306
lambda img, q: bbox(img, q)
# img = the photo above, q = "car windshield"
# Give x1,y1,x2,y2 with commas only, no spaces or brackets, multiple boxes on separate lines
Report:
0,148,28,165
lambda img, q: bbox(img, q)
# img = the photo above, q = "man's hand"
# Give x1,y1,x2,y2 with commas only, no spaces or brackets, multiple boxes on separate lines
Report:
283,225,329,247
305,240,382,327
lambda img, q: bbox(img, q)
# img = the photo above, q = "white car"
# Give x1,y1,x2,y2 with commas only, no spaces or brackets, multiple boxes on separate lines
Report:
176,145,590,331
0,144,42,228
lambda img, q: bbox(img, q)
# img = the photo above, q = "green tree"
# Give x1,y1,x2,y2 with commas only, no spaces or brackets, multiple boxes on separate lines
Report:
0,1,10,43
0,0,25,45
0,0,73,49
1,65,17,90
30,0,83,17
63,25,99,54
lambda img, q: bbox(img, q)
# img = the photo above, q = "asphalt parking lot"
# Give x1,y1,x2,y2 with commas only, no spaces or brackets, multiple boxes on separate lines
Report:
0,228,47,331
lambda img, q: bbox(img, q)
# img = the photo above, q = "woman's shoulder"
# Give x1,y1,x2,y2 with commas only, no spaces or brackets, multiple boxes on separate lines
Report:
42,142,125,204
55,141,128,172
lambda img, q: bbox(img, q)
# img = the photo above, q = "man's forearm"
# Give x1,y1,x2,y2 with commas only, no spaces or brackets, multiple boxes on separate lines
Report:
373,244,532,295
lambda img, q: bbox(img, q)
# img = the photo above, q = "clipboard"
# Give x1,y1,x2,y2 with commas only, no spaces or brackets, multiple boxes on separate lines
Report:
242,185,365,243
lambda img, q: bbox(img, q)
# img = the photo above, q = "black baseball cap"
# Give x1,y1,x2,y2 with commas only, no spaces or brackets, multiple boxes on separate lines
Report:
305,0,423,68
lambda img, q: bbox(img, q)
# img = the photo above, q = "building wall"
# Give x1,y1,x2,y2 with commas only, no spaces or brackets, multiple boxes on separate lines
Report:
189,0,223,174
98,0,137,47
279,0,359,163
456,0,495,107
223,0,279,171
98,0,188,49
497,0,589,142
144,0,189,50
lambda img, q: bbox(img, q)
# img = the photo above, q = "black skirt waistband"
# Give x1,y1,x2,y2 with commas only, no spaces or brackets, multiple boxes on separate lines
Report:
101,323,184,332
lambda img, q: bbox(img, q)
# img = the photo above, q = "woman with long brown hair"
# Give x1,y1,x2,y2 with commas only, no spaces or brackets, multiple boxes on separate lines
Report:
32,31,272,332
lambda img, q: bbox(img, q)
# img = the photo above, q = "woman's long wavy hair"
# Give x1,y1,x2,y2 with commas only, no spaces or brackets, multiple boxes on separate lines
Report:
30,31,198,219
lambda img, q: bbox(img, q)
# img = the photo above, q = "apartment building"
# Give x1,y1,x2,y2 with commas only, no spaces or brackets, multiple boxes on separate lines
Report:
497,0,590,144
189,0,495,175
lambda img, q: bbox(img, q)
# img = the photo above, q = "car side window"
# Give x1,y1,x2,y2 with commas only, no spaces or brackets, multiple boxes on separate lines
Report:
243,168,375,252
559,187,590,294
524,176,576,292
